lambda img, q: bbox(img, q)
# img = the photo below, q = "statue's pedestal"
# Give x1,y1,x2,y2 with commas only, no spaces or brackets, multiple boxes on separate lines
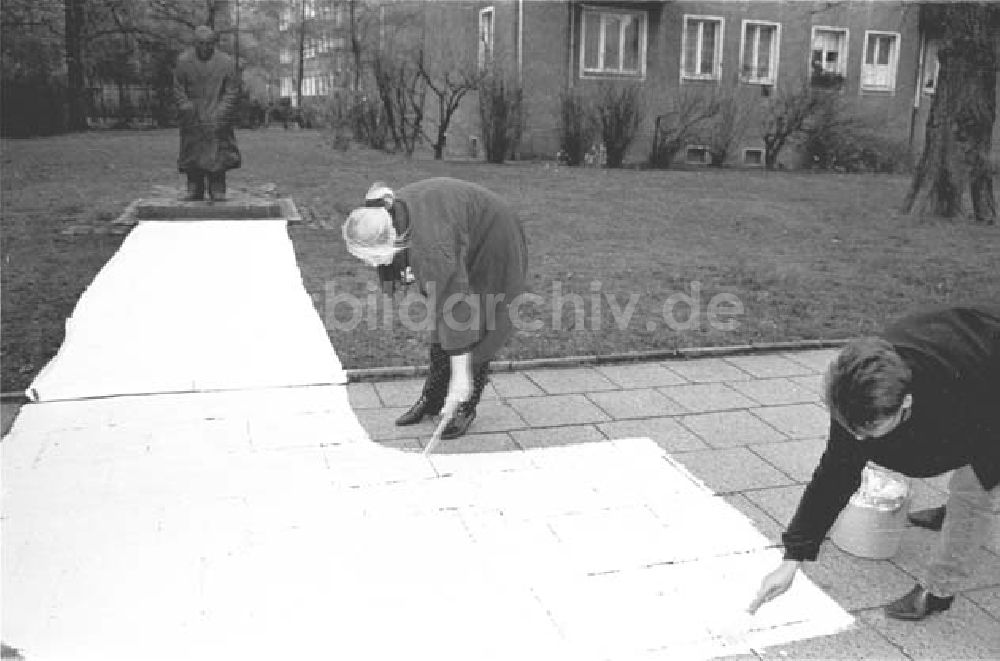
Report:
115,194,301,224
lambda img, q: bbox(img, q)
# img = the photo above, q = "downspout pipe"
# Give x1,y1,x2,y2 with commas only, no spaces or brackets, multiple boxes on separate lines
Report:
518,0,524,86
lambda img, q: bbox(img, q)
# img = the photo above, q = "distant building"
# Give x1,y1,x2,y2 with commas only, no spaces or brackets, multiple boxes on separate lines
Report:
400,0,1000,166
274,0,350,105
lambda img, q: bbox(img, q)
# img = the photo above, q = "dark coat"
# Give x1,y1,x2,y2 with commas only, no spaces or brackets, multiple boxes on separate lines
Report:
783,304,1000,561
395,178,529,364
173,49,241,173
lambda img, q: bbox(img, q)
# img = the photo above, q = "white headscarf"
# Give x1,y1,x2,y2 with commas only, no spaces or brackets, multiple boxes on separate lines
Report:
342,182,404,267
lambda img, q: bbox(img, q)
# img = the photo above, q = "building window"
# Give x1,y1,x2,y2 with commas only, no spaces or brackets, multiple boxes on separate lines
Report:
334,2,343,27
681,15,723,81
861,30,900,91
304,38,316,59
811,26,848,88
685,145,710,165
922,41,940,95
279,47,292,65
580,8,647,79
743,148,764,166
280,76,294,98
478,7,494,71
279,7,291,31
740,20,779,85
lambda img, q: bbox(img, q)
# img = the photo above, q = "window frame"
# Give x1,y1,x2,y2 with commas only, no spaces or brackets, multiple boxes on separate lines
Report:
739,19,780,85
860,29,901,92
579,6,648,80
681,15,725,82
743,148,764,167
478,7,495,71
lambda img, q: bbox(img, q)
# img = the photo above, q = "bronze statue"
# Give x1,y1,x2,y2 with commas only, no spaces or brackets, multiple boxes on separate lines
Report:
173,25,241,202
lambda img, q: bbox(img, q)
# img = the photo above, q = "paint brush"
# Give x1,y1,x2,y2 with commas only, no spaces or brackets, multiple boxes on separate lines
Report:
423,412,453,455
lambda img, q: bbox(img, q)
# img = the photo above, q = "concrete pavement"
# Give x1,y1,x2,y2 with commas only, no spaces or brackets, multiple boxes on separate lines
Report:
3,349,999,660
351,349,1000,659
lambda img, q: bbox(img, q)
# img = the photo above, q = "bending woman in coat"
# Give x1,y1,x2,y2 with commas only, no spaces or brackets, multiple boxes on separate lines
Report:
342,177,529,440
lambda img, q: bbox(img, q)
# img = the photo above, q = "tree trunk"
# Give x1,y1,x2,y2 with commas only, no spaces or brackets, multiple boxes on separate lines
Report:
64,0,88,131
295,0,305,109
349,0,361,92
904,4,997,223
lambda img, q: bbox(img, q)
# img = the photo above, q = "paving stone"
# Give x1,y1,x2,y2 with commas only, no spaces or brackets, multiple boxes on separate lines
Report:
347,382,381,409
425,432,522,463
507,394,610,427
966,586,1000,620
789,374,825,396
908,478,949,512
489,372,545,398
724,354,815,378
722,494,785,543
354,407,437,441
728,378,819,406
750,438,827,483
587,388,686,419
597,418,709,453
782,349,840,373
661,358,752,383
857,598,1000,660
752,403,829,439
373,379,424,407
595,363,688,388
889,526,1000,593
461,400,527,433
757,621,906,659
657,383,756,413
511,424,606,449
673,447,794,494
373,437,423,452
802,544,918,611
680,411,786,448
744,485,807,528
522,367,618,394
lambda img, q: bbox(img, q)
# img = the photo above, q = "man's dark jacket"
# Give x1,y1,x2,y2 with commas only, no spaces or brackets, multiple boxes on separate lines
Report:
783,304,1000,561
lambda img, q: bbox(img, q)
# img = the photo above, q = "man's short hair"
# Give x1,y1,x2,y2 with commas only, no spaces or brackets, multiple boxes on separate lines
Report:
824,337,912,433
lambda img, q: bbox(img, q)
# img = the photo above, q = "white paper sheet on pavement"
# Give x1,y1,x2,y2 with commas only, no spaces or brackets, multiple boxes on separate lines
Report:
3,389,855,661
26,220,345,401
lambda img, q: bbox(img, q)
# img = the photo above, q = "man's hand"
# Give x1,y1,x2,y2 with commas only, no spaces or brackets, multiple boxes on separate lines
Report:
747,560,800,614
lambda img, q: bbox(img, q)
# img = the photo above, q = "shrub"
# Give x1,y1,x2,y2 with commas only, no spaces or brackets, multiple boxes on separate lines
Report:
558,90,595,166
478,70,523,164
649,89,719,168
593,83,643,168
700,89,752,166
804,120,913,174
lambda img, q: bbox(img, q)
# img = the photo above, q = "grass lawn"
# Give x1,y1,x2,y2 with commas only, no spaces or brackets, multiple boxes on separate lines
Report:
2,128,998,392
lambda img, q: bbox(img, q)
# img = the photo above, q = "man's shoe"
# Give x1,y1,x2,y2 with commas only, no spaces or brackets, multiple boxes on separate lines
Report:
885,584,954,621
395,396,443,426
441,403,476,440
908,505,946,531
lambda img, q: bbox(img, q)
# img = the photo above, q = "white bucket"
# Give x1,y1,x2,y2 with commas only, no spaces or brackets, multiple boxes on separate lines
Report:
831,496,911,559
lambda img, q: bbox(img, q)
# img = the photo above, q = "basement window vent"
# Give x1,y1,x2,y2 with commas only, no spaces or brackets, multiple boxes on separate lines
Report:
685,145,711,165
743,148,764,166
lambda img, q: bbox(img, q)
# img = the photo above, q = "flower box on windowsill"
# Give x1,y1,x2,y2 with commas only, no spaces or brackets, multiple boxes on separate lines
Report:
811,71,845,90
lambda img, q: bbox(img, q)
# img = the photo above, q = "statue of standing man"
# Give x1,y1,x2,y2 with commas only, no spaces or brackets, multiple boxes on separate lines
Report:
173,25,241,202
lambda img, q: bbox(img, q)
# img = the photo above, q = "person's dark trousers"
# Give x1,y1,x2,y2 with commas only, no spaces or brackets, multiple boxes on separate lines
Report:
396,344,450,426
440,361,490,440
184,170,206,201
207,171,226,201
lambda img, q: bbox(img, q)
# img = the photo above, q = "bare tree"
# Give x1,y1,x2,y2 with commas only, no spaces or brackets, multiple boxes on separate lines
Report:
64,0,87,129
650,88,720,168
373,48,425,156
903,3,997,224
702,88,753,166
759,79,825,169
417,51,483,160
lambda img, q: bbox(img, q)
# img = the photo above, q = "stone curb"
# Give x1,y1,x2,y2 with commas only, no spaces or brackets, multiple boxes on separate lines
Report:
0,339,854,398
344,338,854,383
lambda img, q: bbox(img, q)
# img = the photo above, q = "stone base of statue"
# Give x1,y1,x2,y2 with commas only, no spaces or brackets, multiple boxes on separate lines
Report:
114,184,301,225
